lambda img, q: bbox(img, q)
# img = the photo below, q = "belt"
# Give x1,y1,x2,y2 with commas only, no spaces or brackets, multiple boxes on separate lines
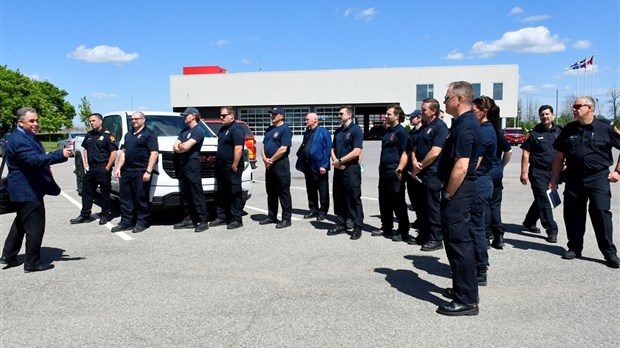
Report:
89,162,107,168
531,163,552,171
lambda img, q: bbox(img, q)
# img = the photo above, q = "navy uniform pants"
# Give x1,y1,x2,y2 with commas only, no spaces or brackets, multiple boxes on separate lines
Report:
216,167,243,223
333,163,364,228
564,170,617,257
80,165,112,217
179,159,208,224
523,167,558,234
441,178,478,305
418,174,443,243
486,179,506,239
265,159,292,222
119,170,151,227
378,171,409,236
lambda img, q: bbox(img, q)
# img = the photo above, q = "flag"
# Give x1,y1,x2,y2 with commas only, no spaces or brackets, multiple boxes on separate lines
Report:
578,58,587,68
566,61,580,70
586,55,594,66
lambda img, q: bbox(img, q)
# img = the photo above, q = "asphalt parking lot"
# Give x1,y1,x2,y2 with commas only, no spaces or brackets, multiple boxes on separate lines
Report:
1,141,619,347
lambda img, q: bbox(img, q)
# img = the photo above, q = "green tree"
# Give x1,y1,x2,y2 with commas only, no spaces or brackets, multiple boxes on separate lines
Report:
0,66,75,134
78,96,92,127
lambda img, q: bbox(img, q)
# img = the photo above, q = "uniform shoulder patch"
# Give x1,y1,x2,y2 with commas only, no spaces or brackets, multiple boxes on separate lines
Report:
104,130,111,134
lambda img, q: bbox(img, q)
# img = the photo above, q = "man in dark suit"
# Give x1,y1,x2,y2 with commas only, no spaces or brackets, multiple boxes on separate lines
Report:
0,107,71,273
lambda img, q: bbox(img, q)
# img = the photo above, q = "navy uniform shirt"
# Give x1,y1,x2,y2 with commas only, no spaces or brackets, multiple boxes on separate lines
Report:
521,123,561,170
333,122,363,162
553,119,620,174
177,125,205,162
437,110,481,183
264,123,292,158
122,126,159,171
380,124,408,174
489,130,512,182
414,117,449,175
82,128,118,165
217,122,245,167
477,122,497,175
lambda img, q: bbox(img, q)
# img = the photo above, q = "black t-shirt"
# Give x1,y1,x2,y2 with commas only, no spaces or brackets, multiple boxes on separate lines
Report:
521,124,561,169
177,125,205,162
122,126,159,171
82,128,118,165
216,122,245,167
332,123,363,162
437,111,481,182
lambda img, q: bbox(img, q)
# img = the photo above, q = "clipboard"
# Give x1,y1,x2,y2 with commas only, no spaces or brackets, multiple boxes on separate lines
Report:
546,188,561,208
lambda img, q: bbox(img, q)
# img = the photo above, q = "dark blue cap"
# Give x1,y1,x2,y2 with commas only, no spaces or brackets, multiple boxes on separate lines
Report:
268,107,285,116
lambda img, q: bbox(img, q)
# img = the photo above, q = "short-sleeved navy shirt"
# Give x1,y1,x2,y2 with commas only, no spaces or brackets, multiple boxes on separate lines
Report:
521,124,561,169
264,123,292,158
122,126,159,171
177,125,204,162
82,128,118,165
437,110,481,182
553,119,620,173
333,122,363,162
217,122,245,166
414,117,449,174
380,124,408,174
477,122,497,175
489,130,512,182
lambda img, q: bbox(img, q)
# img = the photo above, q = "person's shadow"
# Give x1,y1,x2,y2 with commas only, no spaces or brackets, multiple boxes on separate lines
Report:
403,254,452,279
41,247,85,264
374,267,445,306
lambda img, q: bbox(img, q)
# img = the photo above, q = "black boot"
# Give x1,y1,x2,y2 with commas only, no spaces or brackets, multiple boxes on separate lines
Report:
491,234,504,250
477,265,488,286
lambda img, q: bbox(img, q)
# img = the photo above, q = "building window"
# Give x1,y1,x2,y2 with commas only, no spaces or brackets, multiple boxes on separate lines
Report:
493,83,503,100
472,83,481,98
416,84,434,105
315,106,342,134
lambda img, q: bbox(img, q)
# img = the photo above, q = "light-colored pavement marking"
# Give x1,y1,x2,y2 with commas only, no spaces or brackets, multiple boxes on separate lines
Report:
59,191,133,241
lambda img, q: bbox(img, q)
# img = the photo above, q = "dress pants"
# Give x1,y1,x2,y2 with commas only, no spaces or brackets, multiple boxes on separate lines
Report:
265,159,292,222
216,168,243,223
418,174,443,243
333,164,363,228
179,159,208,224
302,162,329,216
523,167,558,234
378,172,409,236
2,200,46,266
563,171,617,257
441,178,478,305
80,166,112,217
119,170,151,227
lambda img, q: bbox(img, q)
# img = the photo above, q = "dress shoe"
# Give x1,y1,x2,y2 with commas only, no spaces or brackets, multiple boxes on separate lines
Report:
327,225,347,236
491,235,504,250
436,301,479,316
442,288,456,300
227,221,243,230
522,221,541,233
70,215,91,224
111,224,133,232
392,234,403,242
546,233,558,243
303,212,318,219
604,254,620,269
24,263,55,273
562,250,582,260
346,219,354,230
276,220,291,229
350,227,362,240
317,214,326,221
259,217,277,225
371,230,387,237
477,265,488,286
421,240,443,252
0,256,22,268
132,225,147,233
98,215,108,225
194,223,209,233
174,218,195,229
209,218,227,228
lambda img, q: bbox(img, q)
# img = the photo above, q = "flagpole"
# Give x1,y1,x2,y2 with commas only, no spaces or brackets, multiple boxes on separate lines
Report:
576,63,579,97
591,53,595,97
583,56,587,96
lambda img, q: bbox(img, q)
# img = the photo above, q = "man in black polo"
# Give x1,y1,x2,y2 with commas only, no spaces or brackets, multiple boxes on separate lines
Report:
70,113,117,225
112,112,159,233
328,105,364,240
435,81,481,316
172,107,209,233
210,106,245,230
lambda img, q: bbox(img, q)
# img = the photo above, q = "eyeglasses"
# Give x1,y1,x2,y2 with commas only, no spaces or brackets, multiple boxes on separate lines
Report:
572,104,591,109
338,112,348,116
219,113,231,118
444,95,458,102
130,118,143,121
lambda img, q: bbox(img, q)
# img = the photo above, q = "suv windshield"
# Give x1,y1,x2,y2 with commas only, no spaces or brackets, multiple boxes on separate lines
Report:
125,115,216,137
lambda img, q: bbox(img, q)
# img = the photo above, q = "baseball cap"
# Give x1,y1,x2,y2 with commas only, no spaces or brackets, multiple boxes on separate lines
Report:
181,107,200,116
268,107,285,116
409,109,422,119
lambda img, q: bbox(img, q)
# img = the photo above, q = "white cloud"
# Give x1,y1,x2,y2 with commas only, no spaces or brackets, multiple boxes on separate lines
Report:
471,26,565,57
445,49,465,60
343,7,376,20
508,7,523,16
216,39,228,46
573,40,591,49
27,73,40,80
520,84,555,92
241,58,253,64
67,45,139,63
343,7,353,17
91,92,117,99
521,15,550,22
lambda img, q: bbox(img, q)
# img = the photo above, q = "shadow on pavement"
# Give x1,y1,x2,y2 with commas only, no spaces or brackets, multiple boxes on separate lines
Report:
404,254,452,279
374,267,445,306
41,247,85,264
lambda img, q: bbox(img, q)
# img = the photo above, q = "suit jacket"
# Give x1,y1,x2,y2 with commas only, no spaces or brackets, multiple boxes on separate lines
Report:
295,126,332,173
6,128,67,202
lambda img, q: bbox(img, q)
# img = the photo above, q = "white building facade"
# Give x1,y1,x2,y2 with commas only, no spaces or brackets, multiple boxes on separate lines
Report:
169,64,518,137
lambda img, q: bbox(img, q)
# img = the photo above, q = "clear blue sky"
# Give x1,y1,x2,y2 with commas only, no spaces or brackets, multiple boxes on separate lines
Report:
1,0,618,126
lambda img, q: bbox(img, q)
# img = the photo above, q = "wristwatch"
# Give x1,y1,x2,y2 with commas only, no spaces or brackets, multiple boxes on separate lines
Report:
443,191,453,201
338,158,343,165
146,170,152,175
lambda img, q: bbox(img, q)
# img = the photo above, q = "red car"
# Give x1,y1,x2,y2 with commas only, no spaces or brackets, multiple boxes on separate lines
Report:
503,127,526,145
203,119,257,169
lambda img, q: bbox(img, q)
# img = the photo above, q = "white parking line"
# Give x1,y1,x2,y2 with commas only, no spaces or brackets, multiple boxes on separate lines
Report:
253,180,378,201
244,204,302,221
59,191,133,241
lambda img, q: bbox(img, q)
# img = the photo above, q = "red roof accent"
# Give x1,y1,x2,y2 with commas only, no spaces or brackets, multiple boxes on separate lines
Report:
183,66,227,75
